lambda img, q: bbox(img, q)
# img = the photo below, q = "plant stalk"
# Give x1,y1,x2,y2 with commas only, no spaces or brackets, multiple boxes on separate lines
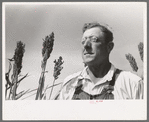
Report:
35,61,47,100
49,79,56,100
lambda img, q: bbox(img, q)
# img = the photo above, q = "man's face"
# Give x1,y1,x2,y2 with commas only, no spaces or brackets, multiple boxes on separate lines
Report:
81,27,110,66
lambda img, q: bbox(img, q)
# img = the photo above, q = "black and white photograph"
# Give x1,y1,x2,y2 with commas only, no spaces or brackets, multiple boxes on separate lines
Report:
2,2,147,120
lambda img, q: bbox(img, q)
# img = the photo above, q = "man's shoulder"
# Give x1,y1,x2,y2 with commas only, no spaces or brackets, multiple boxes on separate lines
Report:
118,70,142,83
62,71,82,87
114,69,144,99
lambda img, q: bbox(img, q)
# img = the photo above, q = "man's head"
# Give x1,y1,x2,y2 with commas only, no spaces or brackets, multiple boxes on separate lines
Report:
81,22,114,67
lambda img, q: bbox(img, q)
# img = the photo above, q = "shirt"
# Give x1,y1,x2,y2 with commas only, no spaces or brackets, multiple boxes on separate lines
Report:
58,64,144,100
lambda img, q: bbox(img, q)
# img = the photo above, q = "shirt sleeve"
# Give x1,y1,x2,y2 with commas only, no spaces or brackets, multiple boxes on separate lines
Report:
58,77,72,100
58,80,76,100
59,84,67,100
115,71,144,99
58,76,72,100
58,71,82,100
134,80,144,99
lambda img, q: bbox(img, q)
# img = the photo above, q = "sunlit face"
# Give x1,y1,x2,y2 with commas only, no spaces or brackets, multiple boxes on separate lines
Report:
81,27,110,66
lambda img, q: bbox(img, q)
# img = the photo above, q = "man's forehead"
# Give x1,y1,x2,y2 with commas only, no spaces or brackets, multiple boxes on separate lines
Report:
83,27,104,37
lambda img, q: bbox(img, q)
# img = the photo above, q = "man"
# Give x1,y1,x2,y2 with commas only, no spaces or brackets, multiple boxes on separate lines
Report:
56,22,143,100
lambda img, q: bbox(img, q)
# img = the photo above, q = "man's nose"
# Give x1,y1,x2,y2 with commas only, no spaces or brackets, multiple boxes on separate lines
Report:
84,39,91,49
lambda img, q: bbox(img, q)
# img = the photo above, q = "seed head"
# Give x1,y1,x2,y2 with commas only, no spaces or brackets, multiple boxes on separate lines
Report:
125,53,138,72
42,32,54,61
53,56,64,80
13,41,25,75
138,42,143,61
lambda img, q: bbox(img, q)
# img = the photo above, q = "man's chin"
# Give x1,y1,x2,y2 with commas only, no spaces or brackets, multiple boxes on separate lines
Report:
83,60,94,65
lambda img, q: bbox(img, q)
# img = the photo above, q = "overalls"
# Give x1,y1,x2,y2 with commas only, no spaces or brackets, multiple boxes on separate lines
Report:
72,69,121,100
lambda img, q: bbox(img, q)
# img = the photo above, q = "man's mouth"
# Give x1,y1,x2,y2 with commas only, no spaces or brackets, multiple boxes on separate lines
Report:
84,52,94,55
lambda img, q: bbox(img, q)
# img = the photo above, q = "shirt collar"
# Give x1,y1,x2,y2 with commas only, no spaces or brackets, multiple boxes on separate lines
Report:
78,66,89,80
78,64,116,86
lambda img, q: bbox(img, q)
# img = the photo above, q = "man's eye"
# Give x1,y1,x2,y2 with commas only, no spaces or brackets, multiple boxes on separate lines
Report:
81,40,85,44
91,37,98,42
81,38,86,44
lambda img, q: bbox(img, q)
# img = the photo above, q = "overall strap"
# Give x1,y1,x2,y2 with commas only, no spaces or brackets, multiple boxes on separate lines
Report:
54,72,82,100
109,69,122,86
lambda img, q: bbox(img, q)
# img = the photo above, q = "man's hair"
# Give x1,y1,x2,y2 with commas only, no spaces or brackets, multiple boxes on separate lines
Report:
82,22,114,44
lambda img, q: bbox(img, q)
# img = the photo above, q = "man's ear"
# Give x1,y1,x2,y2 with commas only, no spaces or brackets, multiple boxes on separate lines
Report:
107,42,114,53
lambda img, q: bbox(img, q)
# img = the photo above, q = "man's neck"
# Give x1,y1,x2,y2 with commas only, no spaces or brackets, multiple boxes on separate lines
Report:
88,61,111,78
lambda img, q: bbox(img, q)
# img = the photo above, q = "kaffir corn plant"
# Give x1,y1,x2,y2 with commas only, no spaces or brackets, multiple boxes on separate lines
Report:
49,56,64,100
5,41,29,100
35,32,54,100
5,62,29,100
125,53,138,72
138,42,143,61
21,82,62,100
11,41,25,100
5,61,12,100
125,42,144,79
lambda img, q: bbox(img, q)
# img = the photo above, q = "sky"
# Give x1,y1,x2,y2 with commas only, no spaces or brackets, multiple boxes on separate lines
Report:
4,2,146,100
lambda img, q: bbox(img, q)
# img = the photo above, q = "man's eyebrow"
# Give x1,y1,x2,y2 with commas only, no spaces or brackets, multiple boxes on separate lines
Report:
89,34,96,36
83,35,97,37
